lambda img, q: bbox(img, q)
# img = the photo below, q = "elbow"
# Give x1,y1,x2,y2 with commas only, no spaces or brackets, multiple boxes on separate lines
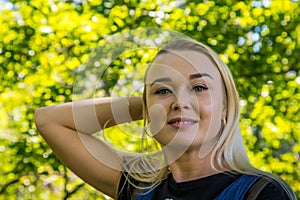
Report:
34,107,50,134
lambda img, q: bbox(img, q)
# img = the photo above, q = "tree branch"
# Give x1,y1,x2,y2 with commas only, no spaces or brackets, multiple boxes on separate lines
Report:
63,183,85,200
0,178,19,194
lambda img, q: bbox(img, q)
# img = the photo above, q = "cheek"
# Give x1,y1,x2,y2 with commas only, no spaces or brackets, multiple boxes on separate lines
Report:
196,97,213,118
202,101,224,135
197,91,224,118
148,103,167,135
198,98,223,131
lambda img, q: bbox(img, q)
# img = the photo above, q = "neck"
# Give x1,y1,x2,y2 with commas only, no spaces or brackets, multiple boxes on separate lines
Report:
167,150,222,183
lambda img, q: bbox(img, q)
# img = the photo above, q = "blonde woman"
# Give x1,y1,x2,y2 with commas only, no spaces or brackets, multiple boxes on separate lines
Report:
35,38,296,199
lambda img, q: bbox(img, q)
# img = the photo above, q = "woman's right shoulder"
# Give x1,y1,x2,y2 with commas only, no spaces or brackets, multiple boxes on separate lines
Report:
117,172,141,200
117,172,159,200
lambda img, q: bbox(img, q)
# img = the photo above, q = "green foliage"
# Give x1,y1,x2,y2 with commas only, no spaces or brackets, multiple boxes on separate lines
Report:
0,0,299,199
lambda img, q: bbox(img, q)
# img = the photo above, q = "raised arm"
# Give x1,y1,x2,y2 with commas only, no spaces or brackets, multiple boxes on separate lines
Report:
34,96,143,198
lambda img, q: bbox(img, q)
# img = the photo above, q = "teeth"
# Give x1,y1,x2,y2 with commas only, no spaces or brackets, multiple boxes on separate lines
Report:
175,121,194,124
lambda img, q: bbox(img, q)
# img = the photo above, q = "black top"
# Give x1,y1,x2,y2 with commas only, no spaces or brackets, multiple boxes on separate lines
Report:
117,172,290,200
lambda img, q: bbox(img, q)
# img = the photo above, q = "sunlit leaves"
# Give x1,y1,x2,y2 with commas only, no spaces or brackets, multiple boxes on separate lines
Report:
0,0,300,198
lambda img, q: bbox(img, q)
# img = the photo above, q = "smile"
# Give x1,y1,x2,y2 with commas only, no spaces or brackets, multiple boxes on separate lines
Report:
172,121,195,124
167,118,198,128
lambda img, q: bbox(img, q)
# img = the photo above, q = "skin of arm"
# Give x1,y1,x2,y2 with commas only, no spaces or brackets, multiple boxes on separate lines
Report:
34,96,143,198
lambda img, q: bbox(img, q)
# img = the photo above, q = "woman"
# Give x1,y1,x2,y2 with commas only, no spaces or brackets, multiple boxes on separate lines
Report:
35,38,296,199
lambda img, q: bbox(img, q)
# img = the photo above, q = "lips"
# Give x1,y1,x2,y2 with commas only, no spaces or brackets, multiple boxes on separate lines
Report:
167,118,198,128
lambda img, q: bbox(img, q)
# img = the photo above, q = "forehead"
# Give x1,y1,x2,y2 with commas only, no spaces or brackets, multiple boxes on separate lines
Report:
146,50,222,83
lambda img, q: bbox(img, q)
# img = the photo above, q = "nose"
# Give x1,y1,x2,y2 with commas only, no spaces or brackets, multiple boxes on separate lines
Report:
170,92,191,111
171,100,180,110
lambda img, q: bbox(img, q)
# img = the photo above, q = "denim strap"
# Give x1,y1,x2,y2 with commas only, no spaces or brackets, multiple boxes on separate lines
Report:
215,174,261,200
136,187,156,200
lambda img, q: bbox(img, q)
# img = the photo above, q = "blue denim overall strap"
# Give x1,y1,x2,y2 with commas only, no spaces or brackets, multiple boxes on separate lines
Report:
136,187,156,200
215,174,261,200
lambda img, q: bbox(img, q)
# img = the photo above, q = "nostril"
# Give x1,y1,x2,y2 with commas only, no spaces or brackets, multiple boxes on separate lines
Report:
182,105,189,109
171,99,191,110
171,101,181,110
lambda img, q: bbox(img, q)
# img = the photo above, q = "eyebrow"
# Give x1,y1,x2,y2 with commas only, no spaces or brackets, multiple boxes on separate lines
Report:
150,73,213,86
189,73,213,80
150,77,172,86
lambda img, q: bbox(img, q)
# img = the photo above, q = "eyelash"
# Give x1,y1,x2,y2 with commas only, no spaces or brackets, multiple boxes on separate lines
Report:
192,84,208,92
154,85,208,95
154,88,172,95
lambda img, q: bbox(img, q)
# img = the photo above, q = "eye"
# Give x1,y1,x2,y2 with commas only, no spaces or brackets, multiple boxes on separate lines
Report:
155,88,172,95
192,84,208,92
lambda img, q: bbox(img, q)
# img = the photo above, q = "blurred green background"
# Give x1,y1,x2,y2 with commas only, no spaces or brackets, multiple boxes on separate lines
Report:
0,0,299,199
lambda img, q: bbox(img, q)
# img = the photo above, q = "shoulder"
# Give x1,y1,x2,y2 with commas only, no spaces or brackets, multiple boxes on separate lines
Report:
254,176,292,200
117,172,157,200
117,172,139,200
218,173,293,200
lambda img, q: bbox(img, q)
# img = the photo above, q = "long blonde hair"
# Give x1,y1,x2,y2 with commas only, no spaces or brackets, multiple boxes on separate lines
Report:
122,38,296,199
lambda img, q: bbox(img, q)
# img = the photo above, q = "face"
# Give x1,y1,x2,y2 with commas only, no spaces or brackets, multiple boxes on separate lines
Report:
145,50,226,152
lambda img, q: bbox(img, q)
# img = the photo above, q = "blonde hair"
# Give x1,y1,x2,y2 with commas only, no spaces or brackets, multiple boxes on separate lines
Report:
122,38,296,199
